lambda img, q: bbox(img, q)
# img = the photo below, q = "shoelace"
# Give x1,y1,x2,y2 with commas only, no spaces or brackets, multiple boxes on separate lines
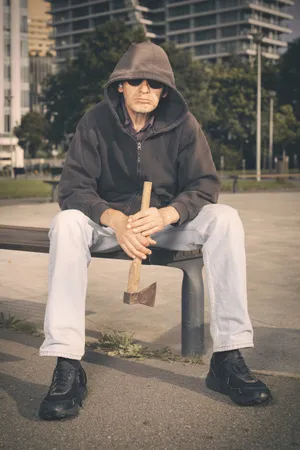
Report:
52,367,73,393
52,366,83,406
229,354,257,381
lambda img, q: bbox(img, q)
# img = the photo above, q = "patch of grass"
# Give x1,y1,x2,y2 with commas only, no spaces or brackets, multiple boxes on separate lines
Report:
221,178,299,192
0,312,43,337
0,313,203,364
0,179,52,199
86,331,204,364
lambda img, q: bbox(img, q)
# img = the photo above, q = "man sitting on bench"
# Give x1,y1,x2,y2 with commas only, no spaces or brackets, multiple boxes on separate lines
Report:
38,42,272,420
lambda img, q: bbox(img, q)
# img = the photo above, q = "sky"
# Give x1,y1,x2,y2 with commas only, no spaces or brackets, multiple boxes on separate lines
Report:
287,2,300,41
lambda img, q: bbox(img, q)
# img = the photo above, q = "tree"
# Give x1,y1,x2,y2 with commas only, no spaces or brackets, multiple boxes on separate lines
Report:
161,41,215,126
42,20,146,146
14,111,49,158
204,63,259,168
273,105,300,163
277,38,300,120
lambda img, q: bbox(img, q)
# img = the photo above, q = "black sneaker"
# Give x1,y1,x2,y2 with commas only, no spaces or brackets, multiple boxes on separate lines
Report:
39,360,88,420
206,350,272,406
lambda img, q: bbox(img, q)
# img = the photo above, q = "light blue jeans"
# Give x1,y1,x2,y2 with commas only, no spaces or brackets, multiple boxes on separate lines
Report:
40,204,254,359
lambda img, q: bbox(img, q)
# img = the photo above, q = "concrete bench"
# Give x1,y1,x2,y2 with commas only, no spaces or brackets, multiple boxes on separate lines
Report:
0,224,205,356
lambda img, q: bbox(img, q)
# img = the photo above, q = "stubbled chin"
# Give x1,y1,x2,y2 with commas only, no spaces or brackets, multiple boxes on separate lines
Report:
133,105,156,113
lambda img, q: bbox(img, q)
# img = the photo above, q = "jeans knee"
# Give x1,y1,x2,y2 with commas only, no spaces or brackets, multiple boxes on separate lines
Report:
203,204,243,233
50,209,87,234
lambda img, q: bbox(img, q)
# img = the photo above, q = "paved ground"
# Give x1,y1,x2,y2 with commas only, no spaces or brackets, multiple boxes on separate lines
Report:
1,328,300,450
0,192,300,449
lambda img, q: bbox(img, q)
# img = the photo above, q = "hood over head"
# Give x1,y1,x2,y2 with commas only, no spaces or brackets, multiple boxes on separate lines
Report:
104,42,188,133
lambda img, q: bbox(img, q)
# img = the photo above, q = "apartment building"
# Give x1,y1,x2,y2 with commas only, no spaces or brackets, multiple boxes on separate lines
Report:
48,0,294,65
28,0,55,56
0,0,30,141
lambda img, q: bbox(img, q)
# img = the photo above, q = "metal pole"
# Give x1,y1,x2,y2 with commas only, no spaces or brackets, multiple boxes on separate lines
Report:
268,94,274,172
256,40,261,182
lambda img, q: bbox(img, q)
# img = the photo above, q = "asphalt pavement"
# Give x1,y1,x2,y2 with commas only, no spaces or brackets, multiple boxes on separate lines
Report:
0,192,300,449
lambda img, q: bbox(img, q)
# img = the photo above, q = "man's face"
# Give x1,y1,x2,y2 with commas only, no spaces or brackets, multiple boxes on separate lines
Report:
118,79,165,114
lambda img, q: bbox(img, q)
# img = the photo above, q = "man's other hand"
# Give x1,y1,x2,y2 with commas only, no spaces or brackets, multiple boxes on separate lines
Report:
116,223,156,260
100,208,156,259
127,206,180,236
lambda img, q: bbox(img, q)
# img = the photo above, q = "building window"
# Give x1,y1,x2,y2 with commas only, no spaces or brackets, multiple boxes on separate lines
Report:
112,0,126,9
240,10,250,21
147,25,165,35
4,0,10,5
56,23,70,34
168,5,190,17
195,29,216,41
169,19,190,31
72,6,89,18
194,1,216,13
146,11,165,22
21,91,30,108
72,0,84,5
57,37,70,46
92,2,109,14
222,0,238,7
194,43,216,56
20,0,27,7
5,115,11,133
55,0,69,7
21,40,28,57
220,11,238,23
221,25,238,37
194,14,216,27
73,19,89,31
4,38,11,57
21,66,29,82
21,16,28,33
4,90,11,107
4,12,10,31
218,41,240,53
169,33,190,43
4,65,11,80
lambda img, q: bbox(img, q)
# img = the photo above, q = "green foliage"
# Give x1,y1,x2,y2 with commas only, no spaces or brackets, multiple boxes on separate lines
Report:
278,38,300,120
40,19,300,169
273,105,300,148
161,41,215,125
0,312,42,336
87,331,203,363
14,111,49,158
205,63,258,166
0,179,52,199
42,20,146,146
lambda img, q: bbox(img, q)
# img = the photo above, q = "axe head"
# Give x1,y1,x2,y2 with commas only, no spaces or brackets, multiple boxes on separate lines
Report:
123,282,156,307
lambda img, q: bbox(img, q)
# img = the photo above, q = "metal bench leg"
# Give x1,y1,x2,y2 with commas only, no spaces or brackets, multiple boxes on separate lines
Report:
171,258,205,357
51,185,57,202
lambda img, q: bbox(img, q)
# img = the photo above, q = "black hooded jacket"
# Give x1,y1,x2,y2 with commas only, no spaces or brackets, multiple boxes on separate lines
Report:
58,42,220,226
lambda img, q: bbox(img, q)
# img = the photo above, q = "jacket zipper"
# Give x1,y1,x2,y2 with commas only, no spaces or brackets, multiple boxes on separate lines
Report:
137,141,142,177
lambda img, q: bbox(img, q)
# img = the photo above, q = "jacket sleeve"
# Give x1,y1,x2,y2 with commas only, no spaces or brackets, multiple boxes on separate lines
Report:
58,121,110,224
170,115,220,226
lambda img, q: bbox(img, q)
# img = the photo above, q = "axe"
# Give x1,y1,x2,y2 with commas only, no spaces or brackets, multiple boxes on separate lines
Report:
123,181,156,307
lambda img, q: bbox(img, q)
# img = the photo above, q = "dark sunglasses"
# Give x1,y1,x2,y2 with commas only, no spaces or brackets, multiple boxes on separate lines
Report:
126,79,163,89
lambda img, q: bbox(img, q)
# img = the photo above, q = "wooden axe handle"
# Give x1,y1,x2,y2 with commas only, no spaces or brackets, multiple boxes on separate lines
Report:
127,181,152,293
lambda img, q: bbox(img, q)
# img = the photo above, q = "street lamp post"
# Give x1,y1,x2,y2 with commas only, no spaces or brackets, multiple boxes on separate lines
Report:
268,90,276,172
5,94,14,179
253,32,263,182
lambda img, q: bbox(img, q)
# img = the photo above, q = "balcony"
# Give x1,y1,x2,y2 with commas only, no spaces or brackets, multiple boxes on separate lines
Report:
249,1,293,19
248,16,291,34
